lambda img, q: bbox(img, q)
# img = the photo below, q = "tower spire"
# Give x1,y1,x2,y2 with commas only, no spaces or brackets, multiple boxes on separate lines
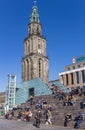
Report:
30,0,40,23
34,0,36,5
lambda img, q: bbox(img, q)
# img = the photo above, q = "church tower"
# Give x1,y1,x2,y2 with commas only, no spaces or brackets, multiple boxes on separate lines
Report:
22,1,49,83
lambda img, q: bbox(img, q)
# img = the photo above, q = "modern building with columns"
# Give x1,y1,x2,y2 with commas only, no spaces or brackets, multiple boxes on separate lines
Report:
59,55,85,91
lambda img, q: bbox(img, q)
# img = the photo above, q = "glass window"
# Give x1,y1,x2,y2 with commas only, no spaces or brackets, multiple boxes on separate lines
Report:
66,74,68,85
76,71,79,84
78,65,80,68
68,67,70,70
11,76,15,79
82,70,85,83
72,66,75,69
71,73,74,84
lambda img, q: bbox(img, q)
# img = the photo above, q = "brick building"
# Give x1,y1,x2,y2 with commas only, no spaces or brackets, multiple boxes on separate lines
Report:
0,92,5,107
22,1,48,83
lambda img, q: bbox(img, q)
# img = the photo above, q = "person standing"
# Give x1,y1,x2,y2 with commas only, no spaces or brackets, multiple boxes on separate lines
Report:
64,115,69,127
46,110,52,127
34,109,42,128
74,112,83,129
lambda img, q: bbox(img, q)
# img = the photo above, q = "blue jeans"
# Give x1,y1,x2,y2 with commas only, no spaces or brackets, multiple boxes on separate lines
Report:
77,120,82,127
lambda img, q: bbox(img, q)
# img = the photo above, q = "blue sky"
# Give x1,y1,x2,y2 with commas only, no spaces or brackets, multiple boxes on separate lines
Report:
0,0,85,91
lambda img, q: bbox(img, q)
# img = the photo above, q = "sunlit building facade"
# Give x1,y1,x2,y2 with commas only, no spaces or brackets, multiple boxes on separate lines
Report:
0,92,5,107
59,55,85,90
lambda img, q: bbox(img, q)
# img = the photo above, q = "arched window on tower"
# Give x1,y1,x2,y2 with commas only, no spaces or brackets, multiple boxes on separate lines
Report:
32,27,34,34
31,38,33,52
22,61,25,81
39,59,42,78
28,40,30,54
24,43,26,55
33,17,35,21
30,58,33,79
29,26,31,36
24,61,27,81
37,26,40,35
27,59,29,80
25,42,28,54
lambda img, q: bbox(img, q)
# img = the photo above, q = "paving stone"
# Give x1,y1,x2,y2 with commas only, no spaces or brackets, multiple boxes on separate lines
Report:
0,119,84,130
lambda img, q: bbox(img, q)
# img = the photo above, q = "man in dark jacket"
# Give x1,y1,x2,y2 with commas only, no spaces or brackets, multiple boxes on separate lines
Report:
74,112,83,129
34,110,42,128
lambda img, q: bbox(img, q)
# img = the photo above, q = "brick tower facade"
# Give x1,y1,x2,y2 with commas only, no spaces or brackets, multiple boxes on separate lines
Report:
22,2,49,83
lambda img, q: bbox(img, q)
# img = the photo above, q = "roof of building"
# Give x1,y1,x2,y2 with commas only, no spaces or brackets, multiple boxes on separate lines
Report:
30,1,40,23
16,78,52,105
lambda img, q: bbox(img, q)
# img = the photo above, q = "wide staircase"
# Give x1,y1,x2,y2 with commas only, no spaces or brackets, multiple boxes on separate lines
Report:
24,94,85,129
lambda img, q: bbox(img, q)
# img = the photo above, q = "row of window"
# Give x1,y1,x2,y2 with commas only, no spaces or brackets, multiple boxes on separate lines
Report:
9,106,13,108
8,102,14,105
65,70,85,85
68,63,85,70
25,40,42,55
